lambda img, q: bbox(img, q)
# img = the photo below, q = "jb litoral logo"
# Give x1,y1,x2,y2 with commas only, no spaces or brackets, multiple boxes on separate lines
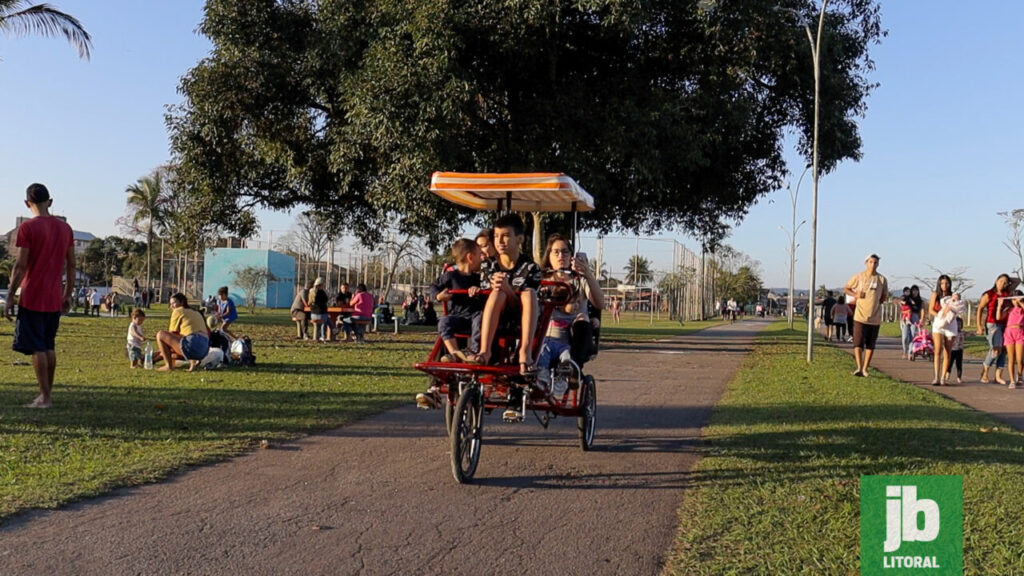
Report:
860,476,962,575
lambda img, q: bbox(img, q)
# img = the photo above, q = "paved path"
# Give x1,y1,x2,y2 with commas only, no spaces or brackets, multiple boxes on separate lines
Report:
0,321,767,576
836,333,1024,431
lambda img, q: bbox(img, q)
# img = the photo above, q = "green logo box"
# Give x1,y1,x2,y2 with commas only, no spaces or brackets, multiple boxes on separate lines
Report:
860,475,963,575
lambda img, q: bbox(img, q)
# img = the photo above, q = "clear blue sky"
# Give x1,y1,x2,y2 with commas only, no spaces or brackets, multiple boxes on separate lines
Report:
2,0,1022,297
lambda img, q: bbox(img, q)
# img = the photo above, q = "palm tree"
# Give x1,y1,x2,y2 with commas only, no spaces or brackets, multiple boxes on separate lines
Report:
0,1,92,60
125,170,169,297
624,255,653,286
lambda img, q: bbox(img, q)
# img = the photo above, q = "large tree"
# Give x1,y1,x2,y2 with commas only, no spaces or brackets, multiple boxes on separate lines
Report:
168,0,883,246
78,236,147,287
0,1,92,59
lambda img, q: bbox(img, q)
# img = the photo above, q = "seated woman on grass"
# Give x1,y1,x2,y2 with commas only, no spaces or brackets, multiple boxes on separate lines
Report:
155,293,210,372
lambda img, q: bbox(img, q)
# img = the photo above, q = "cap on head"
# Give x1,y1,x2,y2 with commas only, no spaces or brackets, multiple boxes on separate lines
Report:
26,183,51,204
865,253,880,262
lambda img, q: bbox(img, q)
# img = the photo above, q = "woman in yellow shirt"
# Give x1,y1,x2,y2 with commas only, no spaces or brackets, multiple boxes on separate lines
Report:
156,293,211,372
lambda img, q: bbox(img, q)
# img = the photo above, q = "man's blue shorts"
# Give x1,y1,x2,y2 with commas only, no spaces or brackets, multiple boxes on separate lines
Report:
12,307,60,355
180,334,210,361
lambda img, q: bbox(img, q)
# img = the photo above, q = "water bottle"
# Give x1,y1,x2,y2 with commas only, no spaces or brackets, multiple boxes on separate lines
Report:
144,342,154,370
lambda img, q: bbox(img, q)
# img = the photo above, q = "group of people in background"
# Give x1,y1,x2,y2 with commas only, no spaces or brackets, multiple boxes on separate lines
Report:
290,279,376,343
834,253,1022,391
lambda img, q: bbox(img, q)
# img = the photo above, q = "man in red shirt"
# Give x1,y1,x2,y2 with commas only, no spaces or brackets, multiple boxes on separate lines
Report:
3,184,76,408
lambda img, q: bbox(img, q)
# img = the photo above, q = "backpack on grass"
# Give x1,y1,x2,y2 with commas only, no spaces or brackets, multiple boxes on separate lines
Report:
229,336,256,367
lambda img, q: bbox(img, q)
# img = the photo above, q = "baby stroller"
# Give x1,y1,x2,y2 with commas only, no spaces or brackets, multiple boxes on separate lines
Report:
909,322,933,361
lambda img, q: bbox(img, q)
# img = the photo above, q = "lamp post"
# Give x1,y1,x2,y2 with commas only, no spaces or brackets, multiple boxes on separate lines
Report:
782,166,810,330
804,0,828,363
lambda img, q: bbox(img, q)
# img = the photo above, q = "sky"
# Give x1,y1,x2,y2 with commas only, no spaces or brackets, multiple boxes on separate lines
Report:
2,0,1023,298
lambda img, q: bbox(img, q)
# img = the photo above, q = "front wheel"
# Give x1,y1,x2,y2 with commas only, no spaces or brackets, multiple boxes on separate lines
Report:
450,386,483,483
577,375,597,451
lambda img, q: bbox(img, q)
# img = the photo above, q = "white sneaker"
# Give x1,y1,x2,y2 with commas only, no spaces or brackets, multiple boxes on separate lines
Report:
502,409,523,422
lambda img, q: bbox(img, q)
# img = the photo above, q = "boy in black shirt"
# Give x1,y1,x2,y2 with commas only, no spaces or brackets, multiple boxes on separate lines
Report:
467,214,542,374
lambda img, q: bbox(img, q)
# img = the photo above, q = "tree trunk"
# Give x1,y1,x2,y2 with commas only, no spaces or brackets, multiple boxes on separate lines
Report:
532,212,544,265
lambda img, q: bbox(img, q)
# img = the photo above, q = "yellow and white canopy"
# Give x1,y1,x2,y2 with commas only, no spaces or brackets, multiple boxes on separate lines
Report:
429,172,595,212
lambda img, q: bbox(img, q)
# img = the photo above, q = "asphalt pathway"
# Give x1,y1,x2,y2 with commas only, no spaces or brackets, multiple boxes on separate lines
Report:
0,321,767,576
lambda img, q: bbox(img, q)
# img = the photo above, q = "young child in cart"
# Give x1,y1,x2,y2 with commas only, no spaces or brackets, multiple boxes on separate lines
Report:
431,238,485,361
416,239,484,408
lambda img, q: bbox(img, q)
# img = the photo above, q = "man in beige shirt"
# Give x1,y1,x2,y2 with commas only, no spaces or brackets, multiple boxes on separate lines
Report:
843,254,888,377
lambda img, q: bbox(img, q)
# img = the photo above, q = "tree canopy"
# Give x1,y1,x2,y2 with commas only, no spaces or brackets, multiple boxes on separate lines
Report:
168,0,883,247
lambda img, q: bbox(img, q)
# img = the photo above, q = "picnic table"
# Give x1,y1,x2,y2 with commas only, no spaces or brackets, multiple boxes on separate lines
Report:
304,306,355,327
303,306,400,337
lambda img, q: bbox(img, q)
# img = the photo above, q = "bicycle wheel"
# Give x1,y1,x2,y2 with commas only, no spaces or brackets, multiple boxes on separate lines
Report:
450,386,483,483
577,375,597,451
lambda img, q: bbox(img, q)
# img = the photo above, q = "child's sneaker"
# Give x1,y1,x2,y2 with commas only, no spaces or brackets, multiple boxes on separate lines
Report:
502,408,523,422
1010,382,1018,390
415,387,441,409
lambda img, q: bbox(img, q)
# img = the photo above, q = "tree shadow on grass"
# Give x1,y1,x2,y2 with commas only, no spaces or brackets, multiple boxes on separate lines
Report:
688,401,1024,487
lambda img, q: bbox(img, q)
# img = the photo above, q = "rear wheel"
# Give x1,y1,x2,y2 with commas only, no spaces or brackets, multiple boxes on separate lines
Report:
577,375,597,451
450,386,483,483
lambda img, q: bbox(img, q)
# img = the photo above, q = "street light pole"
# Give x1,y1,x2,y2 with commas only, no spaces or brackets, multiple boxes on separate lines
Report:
783,166,810,330
805,0,828,363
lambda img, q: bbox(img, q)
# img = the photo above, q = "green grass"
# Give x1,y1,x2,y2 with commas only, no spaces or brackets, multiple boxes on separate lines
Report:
665,321,1024,575
0,308,437,522
0,306,707,522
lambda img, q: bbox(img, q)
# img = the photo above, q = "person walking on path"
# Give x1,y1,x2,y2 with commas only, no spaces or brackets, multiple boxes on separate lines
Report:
997,291,1024,389
928,275,962,385
901,285,924,360
830,298,851,342
946,317,966,384
821,290,837,341
843,254,888,377
976,273,1014,385
3,184,75,408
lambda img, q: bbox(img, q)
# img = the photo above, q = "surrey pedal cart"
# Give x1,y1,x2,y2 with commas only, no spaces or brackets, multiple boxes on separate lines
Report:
414,172,600,483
